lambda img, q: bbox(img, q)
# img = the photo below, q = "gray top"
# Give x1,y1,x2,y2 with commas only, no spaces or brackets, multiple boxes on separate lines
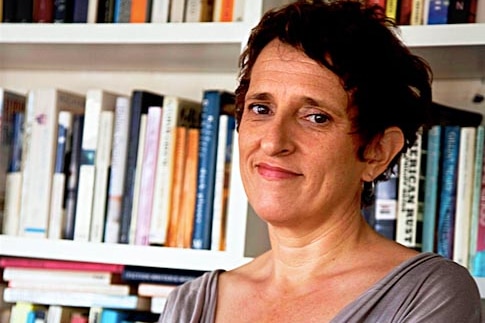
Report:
159,252,482,322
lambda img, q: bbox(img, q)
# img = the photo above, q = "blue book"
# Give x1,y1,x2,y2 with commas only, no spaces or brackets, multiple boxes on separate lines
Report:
437,125,460,259
72,0,88,22
7,112,24,173
469,126,485,276
54,0,73,22
373,174,398,241
422,125,441,253
192,90,235,250
427,0,450,24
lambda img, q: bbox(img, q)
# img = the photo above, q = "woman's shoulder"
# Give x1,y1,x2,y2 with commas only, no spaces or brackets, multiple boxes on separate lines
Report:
158,269,225,323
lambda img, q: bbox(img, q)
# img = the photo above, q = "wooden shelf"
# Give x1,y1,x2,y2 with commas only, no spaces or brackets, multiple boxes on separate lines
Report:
0,235,252,271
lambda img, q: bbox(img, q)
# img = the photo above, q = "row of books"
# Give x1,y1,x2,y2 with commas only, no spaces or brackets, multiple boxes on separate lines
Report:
0,87,237,251
372,0,485,25
0,256,205,321
364,102,485,276
1,0,244,24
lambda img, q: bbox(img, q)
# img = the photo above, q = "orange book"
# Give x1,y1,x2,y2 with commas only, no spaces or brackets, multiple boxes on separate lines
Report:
130,0,149,22
213,0,234,22
166,127,189,247
178,128,200,248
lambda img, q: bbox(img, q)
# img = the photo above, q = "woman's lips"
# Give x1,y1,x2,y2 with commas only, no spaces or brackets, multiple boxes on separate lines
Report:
256,163,302,180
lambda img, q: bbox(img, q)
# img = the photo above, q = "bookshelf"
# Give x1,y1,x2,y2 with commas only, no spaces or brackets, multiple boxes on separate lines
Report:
1,0,485,298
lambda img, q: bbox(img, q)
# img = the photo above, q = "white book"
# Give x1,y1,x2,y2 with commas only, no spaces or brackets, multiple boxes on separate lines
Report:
150,296,168,314
477,0,485,23
3,172,22,235
74,90,119,242
90,110,115,242
211,114,230,250
150,0,170,22
48,111,73,239
19,89,85,238
137,283,175,297
169,0,185,22
9,280,132,296
150,96,202,245
104,96,131,243
129,114,148,245
396,131,422,249
3,267,117,285
4,288,150,311
453,126,476,266
87,0,99,23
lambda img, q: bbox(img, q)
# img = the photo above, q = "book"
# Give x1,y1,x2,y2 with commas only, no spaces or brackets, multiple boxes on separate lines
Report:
3,267,121,285
128,114,147,245
104,96,131,243
121,265,205,285
4,288,150,311
437,125,461,259
48,111,73,239
396,130,423,250
137,282,175,297
119,90,164,244
8,280,133,296
192,90,235,250
151,95,202,246
447,0,473,22
0,256,124,273
0,89,26,235
211,114,236,251
212,0,243,22
54,0,74,22
129,0,150,22
410,0,425,24
47,305,87,323
113,0,131,22
74,89,119,242
471,126,485,277
19,89,85,238
9,302,47,323
96,0,115,22
2,0,16,22
421,125,441,253
385,0,399,21
373,169,399,241
3,113,24,236
33,0,55,22
72,0,89,22
427,0,450,24
168,0,185,22
150,0,169,22
16,0,34,22
177,127,200,248
63,114,85,240
150,296,167,314
184,0,214,22
452,126,476,266
134,106,163,246
87,0,98,22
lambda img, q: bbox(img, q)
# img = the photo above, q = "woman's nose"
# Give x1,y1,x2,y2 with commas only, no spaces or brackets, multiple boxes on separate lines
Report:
260,117,294,156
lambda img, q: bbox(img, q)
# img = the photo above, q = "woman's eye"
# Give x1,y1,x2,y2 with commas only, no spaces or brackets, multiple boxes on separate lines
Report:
249,104,270,115
307,113,329,124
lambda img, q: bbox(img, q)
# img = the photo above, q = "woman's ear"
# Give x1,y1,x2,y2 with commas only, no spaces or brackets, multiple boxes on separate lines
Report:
362,127,405,182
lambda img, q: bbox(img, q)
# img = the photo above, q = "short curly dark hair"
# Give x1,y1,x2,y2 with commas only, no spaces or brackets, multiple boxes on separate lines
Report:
235,0,433,205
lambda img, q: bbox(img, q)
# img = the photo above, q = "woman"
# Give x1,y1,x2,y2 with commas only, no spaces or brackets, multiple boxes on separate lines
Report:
160,1,482,322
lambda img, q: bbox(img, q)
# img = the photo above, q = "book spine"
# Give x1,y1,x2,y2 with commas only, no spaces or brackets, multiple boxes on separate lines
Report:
104,96,130,243
168,0,185,22
396,131,422,249
53,0,73,22
89,110,115,242
410,0,425,24
427,0,449,24
33,0,54,22
130,0,149,22
150,0,169,22
373,170,399,241
134,106,163,245
447,0,472,23
63,115,84,240
192,91,222,250
452,126,476,266
437,126,461,259
3,173,22,235
2,0,16,22
87,0,98,22
72,0,89,22
16,0,34,22
48,111,73,239
211,115,235,250
422,125,441,253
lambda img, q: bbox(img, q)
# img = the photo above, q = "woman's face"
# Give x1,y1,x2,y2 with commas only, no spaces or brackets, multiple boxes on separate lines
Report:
238,39,371,230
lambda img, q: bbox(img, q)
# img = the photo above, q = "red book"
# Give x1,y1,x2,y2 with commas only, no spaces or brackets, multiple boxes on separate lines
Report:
33,0,54,22
0,256,124,273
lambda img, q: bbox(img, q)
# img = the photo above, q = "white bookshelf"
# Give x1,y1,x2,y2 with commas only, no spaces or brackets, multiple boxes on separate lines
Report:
1,0,485,297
